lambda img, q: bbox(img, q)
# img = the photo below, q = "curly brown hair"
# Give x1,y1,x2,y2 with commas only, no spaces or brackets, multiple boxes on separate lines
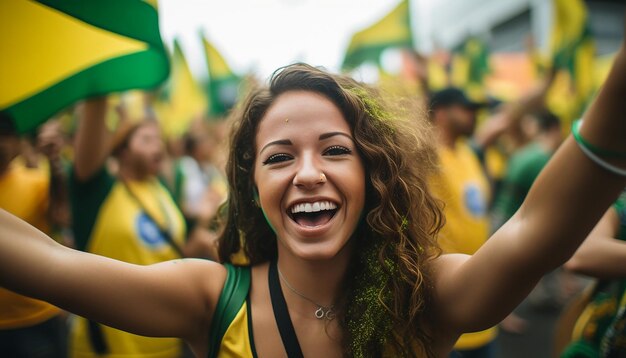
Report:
218,63,444,357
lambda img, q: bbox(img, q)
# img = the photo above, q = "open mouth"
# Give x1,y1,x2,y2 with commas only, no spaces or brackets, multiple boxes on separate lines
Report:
288,201,338,227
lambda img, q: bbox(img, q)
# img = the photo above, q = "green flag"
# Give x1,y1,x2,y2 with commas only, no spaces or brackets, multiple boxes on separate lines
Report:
341,0,413,71
450,36,490,100
0,0,170,134
201,34,241,117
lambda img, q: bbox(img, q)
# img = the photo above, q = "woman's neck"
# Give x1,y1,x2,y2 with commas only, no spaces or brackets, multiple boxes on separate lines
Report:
275,245,353,320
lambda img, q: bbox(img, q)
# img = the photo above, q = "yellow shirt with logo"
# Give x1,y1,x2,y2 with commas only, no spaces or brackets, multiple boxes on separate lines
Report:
0,158,61,329
430,140,497,349
69,169,186,358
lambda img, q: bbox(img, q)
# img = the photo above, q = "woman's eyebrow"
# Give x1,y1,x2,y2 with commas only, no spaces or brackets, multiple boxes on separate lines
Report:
259,132,352,154
319,132,353,141
259,139,292,155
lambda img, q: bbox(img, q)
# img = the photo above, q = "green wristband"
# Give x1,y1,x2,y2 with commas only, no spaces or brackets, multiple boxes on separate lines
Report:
571,119,626,159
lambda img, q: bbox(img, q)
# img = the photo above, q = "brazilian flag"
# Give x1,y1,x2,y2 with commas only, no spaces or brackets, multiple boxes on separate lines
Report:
155,39,207,138
201,34,241,117
0,0,170,134
549,0,595,118
450,36,490,100
341,0,413,71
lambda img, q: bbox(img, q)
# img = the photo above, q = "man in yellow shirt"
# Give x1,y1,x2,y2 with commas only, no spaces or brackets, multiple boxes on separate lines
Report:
429,88,496,357
428,80,556,357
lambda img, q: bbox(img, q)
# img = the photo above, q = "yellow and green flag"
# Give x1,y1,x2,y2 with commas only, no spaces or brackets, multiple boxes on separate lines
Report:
155,39,207,138
450,36,490,100
427,53,450,92
594,52,616,89
0,0,170,134
341,0,413,71
549,0,595,119
201,34,241,117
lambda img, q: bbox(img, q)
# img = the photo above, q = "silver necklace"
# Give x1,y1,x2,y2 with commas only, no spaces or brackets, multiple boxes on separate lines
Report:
276,265,335,320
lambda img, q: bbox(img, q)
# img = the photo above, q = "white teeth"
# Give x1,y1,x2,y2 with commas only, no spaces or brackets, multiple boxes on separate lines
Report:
290,201,337,214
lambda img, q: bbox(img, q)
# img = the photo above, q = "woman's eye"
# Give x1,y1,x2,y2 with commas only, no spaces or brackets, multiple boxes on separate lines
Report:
324,145,351,156
262,153,292,165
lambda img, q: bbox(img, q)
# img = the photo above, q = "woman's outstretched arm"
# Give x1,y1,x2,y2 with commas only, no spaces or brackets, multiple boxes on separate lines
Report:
0,209,226,342
432,28,626,336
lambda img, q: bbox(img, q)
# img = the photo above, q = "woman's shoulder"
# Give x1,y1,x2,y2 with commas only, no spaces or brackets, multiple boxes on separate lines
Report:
429,253,469,279
153,259,228,311
181,260,261,301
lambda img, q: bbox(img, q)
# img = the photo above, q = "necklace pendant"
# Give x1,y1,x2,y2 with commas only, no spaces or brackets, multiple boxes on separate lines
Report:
324,308,335,320
315,307,335,320
315,307,325,319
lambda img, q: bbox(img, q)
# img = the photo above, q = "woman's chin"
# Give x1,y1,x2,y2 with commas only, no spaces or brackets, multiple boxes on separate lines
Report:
279,238,354,262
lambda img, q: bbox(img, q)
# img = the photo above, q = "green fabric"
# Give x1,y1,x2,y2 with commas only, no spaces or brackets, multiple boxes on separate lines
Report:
553,25,592,74
39,0,162,44
173,161,184,206
561,340,600,358
9,52,169,134
341,0,413,70
4,0,169,134
342,40,413,70
453,37,490,85
162,161,189,233
69,167,115,252
207,74,241,117
200,34,241,117
207,264,251,358
492,143,551,227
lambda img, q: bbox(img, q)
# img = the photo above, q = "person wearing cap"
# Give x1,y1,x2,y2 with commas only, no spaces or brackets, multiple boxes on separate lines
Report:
428,73,555,357
429,87,497,357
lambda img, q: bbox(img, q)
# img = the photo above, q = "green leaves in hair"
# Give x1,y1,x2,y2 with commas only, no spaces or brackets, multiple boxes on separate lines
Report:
347,238,396,357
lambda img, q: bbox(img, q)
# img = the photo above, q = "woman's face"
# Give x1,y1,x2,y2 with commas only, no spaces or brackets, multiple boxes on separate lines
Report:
253,90,366,261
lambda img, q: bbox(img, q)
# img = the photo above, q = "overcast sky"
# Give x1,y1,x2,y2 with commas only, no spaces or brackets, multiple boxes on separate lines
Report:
158,0,433,81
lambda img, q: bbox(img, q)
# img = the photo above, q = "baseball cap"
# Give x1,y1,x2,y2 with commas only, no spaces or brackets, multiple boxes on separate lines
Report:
429,87,485,110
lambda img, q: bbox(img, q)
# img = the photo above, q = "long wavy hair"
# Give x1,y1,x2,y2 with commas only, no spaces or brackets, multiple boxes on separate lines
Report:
218,63,444,357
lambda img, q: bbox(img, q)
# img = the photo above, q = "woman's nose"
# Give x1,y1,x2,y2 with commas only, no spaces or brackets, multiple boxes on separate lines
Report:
293,155,325,189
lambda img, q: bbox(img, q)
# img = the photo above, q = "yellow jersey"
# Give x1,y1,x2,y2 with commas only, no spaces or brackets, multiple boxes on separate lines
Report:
69,169,186,358
430,140,496,349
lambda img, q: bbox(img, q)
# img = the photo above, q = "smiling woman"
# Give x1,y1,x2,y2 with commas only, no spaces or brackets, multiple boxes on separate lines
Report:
0,42,626,357
218,63,443,356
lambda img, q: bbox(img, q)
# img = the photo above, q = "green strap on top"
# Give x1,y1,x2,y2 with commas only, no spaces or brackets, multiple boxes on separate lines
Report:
207,264,251,358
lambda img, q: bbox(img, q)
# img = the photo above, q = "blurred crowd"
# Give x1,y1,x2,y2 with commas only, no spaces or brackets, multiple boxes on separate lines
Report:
0,102,231,357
